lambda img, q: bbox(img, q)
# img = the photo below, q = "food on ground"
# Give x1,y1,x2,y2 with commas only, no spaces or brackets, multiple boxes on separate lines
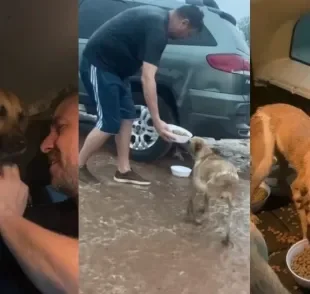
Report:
172,129,188,136
252,187,268,203
291,247,310,280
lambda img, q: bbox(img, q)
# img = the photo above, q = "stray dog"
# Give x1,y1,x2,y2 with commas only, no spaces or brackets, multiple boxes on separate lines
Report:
186,136,239,246
0,89,28,162
251,103,310,241
250,221,291,294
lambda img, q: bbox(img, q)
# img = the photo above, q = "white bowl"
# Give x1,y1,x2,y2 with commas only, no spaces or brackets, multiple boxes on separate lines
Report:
167,124,193,144
251,182,271,213
170,165,192,178
286,239,310,289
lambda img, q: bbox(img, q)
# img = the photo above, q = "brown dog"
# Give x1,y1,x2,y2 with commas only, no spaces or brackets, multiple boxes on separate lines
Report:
0,89,28,162
186,136,239,246
251,103,310,241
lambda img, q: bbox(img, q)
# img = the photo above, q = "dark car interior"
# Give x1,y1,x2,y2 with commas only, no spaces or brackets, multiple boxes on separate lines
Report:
0,0,77,292
0,0,77,204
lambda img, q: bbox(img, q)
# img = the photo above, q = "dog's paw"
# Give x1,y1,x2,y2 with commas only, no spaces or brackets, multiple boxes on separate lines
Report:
184,215,203,226
198,207,206,214
193,216,205,226
222,237,233,248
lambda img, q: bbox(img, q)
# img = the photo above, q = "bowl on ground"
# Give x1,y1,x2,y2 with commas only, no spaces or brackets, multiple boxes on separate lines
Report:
170,165,192,178
251,182,271,213
286,239,310,289
167,124,193,144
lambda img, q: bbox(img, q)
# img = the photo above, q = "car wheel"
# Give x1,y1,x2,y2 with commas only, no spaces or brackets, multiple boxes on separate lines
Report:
130,92,176,162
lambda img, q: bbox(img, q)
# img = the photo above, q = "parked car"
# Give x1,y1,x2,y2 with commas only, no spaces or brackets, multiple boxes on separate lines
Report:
251,0,310,196
79,0,250,162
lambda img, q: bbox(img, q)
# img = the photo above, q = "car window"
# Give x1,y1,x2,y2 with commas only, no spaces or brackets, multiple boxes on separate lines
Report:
168,25,217,46
79,0,130,38
290,12,310,66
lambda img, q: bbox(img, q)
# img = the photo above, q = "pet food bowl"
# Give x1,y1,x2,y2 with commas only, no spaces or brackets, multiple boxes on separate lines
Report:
167,124,193,144
170,165,192,178
251,182,271,213
286,239,310,289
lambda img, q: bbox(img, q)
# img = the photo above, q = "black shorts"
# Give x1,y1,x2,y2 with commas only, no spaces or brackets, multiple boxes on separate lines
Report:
80,56,137,134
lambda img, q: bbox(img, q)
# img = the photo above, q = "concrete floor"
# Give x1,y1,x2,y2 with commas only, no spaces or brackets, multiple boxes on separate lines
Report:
79,140,250,294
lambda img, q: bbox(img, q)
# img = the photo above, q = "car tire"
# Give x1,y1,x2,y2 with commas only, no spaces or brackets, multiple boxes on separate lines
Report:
130,91,176,162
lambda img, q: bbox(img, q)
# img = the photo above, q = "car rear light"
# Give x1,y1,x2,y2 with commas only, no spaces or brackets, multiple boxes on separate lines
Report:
206,54,250,74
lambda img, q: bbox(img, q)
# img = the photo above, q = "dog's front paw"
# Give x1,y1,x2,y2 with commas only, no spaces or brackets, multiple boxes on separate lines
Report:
194,216,205,226
198,207,206,214
222,236,233,248
184,215,203,226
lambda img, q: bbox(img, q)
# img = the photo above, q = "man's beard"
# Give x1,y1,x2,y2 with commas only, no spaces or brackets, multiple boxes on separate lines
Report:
48,149,78,199
52,163,78,199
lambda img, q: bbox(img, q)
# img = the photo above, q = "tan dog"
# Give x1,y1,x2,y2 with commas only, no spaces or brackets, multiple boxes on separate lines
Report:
251,103,310,241
186,136,239,246
0,89,28,161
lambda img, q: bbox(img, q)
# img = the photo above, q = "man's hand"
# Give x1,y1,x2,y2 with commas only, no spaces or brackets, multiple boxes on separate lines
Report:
153,118,176,142
0,165,29,217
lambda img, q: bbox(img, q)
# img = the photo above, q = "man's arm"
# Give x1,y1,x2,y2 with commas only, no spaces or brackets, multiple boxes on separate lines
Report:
0,215,78,294
141,28,175,141
141,62,160,122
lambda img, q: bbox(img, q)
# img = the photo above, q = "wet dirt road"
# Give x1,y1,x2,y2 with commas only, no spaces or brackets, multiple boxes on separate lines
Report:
79,140,250,294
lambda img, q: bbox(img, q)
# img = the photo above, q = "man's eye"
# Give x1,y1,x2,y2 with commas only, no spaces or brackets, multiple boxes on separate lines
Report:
56,124,66,133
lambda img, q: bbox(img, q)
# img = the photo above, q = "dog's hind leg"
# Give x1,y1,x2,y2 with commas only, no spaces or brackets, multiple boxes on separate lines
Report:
185,191,202,225
222,192,233,246
198,193,210,214
291,177,308,240
250,112,275,197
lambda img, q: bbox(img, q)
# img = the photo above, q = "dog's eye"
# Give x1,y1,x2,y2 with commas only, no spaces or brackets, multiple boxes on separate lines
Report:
0,106,7,117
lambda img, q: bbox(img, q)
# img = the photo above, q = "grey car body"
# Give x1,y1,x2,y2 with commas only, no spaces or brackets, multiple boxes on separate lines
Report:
79,0,250,162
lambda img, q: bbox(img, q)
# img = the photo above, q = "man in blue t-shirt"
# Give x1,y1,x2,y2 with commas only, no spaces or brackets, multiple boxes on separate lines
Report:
79,4,204,185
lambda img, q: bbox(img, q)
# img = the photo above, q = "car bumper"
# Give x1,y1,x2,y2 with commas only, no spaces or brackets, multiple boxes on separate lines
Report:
183,90,250,139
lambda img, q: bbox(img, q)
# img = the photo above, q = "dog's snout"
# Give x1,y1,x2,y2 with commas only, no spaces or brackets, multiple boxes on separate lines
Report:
0,134,27,156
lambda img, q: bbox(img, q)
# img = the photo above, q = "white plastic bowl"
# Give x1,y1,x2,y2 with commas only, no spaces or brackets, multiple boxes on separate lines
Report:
170,165,192,178
286,239,310,289
167,124,193,144
251,182,271,213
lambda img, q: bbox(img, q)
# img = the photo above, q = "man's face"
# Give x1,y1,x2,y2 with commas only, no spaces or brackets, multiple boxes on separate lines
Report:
169,19,198,39
40,95,78,198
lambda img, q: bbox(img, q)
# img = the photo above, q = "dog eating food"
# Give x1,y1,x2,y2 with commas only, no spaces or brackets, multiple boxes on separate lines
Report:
186,136,239,246
291,246,310,280
251,103,310,241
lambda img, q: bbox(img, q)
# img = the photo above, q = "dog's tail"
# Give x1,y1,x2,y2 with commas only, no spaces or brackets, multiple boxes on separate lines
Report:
250,109,275,196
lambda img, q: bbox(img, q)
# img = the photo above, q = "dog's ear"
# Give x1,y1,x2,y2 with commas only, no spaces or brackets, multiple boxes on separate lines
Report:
194,139,204,153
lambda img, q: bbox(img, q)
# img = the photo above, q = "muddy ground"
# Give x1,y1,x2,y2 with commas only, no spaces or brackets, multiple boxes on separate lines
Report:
79,138,250,294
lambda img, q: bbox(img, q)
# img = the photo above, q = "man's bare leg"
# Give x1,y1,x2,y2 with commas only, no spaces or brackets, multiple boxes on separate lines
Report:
114,119,150,185
79,127,111,183
115,119,133,173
